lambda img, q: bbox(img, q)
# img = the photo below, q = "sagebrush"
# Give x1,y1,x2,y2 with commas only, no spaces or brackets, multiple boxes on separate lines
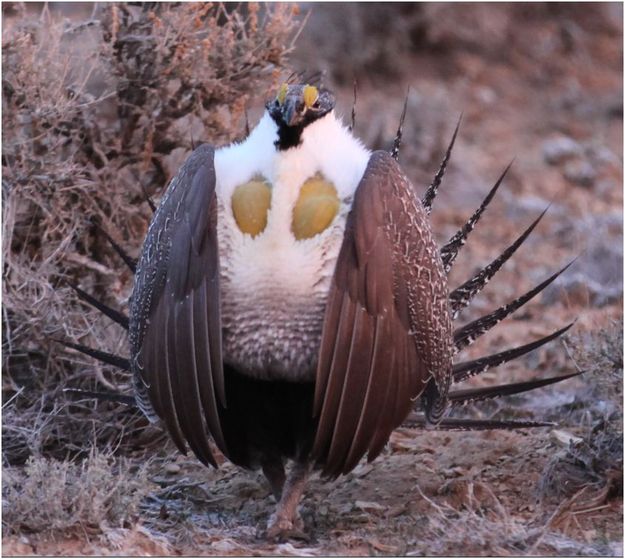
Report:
2,2,300,464
2,450,154,535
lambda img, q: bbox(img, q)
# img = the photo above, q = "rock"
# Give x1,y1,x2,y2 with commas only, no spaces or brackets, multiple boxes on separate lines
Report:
587,144,620,168
542,136,582,165
368,538,401,554
550,429,583,447
211,539,240,553
563,159,597,188
354,500,386,513
164,463,181,474
475,86,497,105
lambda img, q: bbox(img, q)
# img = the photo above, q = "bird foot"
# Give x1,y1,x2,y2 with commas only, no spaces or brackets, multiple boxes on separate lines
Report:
266,512,308,542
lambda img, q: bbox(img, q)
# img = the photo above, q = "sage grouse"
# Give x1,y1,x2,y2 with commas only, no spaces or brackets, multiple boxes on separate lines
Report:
63,83,578,539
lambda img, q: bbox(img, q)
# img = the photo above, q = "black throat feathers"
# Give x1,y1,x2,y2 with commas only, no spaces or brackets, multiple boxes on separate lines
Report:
269,111,324,151
274,120,305,151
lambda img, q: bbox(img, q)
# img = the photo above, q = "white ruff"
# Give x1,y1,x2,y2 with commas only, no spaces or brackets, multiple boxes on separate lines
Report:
214,112,371,381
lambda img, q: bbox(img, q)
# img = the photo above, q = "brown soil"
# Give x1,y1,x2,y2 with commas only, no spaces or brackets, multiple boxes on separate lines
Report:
3,425,622,556
3,3,622,556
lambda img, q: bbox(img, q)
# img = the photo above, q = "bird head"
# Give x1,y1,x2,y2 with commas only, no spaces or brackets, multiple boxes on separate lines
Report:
266,83,335,150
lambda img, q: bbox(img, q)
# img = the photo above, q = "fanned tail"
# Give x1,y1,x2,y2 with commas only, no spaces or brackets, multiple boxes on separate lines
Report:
61,222,136,369
414,123,578,433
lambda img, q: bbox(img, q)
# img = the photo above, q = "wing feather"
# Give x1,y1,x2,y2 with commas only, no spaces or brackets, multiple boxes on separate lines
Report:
342,315,392,473
312,292,357,459
194,282,227,452
366,337,403,462
174,293,218,466
167,296,214,466
313,151,452,476
129,145,225,466
323,307,375,474
156,302,187,453
313,286,343,416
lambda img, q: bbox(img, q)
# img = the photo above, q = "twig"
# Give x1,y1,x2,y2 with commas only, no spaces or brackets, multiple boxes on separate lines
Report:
2,386,25,409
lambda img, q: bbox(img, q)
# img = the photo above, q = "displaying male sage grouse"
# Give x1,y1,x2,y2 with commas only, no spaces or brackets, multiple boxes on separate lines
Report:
64,83,579,540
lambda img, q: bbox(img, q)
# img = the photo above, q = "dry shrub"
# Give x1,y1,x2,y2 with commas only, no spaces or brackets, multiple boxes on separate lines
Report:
540,323,623,499
2,449,154,536
413,480,618,556
2,3,300,464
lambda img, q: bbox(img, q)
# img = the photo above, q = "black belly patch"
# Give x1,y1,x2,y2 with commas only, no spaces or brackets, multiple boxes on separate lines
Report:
218,365,316,469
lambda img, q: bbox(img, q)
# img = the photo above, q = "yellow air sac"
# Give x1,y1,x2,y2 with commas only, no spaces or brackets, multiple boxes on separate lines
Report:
232,179,272,237
292,176,340,240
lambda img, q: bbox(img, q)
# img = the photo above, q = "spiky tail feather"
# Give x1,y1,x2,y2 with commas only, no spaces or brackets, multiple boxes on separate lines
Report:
422,115,462,214
67,282,129,330
93,221,138,273
402,413,555,430
448,371,581,407
55,338,130,372
453,261,575,353
453,323,575,383
141,184,157,213
449,208,549,319
349,79,358,133
440,162,512,273
390,92,409,161
419,124,578,432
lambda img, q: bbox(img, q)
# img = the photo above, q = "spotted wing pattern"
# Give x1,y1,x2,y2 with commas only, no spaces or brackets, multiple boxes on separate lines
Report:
129,144,226,467
311,151,453,478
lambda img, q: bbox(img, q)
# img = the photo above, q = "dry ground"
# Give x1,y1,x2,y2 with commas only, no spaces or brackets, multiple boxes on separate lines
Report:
2,3,623,556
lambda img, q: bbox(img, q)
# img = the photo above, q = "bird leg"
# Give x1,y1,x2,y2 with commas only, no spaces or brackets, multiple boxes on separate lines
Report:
261,458,286,501
266,461,311,541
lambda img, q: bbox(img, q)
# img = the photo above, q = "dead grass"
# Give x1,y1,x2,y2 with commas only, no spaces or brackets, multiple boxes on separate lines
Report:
2,449,154,536
2,3,300,464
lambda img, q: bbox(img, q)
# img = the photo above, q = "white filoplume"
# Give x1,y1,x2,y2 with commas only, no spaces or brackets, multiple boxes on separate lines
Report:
214,111,371,381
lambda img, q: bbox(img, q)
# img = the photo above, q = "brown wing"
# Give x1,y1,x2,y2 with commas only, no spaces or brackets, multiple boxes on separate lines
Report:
129,144,226,467
311,150,453,478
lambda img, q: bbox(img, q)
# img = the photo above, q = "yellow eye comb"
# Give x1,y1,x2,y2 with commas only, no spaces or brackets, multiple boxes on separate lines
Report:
277,83,288,105
303,85,319,109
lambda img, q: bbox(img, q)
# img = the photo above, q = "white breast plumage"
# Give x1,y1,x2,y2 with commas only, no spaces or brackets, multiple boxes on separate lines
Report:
214,112,371,381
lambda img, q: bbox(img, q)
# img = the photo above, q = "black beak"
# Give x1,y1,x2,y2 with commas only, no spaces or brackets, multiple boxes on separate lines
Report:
282,98,303,127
